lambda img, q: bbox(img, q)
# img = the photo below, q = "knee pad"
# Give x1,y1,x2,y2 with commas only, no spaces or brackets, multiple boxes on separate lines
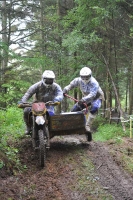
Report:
90,106,98,114
24,107,31,113
90,99,102,114
71,104,82,112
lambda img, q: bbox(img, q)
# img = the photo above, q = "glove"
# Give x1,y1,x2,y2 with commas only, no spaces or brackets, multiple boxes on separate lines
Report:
18,100,23,105
17,100,24,108
78,99,86,106
46,101,53,106
63,88,68,97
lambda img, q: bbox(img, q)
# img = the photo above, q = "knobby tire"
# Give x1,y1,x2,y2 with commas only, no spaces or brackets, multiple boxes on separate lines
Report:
38,130,46,167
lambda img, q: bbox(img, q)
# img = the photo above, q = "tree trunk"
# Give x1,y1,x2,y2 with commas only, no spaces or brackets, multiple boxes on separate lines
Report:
102,55,126,131
1,0,8,107
39,0,46,72
129,53,133,115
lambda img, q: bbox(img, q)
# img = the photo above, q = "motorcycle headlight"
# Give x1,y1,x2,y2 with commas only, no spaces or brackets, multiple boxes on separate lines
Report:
35,116,45,125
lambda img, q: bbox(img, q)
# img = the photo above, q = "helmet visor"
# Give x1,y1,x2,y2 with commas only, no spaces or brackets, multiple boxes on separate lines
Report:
44,78,54,85
80,75,91,80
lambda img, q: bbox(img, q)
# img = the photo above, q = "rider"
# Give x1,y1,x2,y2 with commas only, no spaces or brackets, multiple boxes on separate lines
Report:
19,70,63,135
63,66,105,133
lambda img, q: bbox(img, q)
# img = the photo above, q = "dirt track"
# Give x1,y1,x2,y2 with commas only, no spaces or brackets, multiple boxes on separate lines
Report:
90,141,133,200
0,135,133,200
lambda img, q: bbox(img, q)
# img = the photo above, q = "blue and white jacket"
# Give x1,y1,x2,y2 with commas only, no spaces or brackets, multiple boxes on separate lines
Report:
64,77,104,103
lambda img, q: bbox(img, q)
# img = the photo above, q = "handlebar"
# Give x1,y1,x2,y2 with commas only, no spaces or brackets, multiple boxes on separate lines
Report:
45,101,60,106
18,101,60,108
64,93,88,114
18,103,32,108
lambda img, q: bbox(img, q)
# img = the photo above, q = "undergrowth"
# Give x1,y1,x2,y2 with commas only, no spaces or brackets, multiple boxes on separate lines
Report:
93,115,129,142
0,106,25,169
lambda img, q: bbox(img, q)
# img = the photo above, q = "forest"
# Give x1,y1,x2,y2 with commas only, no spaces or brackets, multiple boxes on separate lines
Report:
1,1,133,199
1,0,133,113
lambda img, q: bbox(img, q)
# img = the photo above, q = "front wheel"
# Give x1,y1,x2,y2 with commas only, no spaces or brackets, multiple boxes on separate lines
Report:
38,130,46,167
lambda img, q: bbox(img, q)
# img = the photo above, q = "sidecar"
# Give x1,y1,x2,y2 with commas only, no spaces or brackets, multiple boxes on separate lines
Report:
48,111,92,141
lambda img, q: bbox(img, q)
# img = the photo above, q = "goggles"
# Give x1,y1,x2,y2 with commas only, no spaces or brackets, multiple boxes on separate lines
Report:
80,75,91,80
43,78,54,85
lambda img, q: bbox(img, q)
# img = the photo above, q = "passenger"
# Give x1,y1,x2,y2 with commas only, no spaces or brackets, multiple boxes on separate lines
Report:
63,66,105,133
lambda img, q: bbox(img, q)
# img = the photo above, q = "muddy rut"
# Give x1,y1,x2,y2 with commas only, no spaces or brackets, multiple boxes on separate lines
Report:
90,141,133,200
0,135,133,200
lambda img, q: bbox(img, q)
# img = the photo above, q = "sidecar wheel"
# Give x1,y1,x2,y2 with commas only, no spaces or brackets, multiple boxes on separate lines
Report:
38,130,46,167
86,131,92,142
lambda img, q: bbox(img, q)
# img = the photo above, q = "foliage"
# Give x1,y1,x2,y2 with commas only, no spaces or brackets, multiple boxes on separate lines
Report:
0,48,45,106
1,1,133,113
0,106,25,167
0,160,4,169
93,116,129,142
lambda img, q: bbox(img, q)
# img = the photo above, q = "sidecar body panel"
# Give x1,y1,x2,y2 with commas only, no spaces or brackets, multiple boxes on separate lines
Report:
49,112,86,138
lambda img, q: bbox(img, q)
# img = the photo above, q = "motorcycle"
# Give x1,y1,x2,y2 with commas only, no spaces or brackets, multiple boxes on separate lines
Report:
18,98,92,167
18,101,60,167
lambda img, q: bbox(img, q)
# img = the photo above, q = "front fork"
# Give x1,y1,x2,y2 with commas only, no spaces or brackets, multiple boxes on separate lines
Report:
43,115,50,149
32,115,50,149
32,115,36,149
45,126,50,149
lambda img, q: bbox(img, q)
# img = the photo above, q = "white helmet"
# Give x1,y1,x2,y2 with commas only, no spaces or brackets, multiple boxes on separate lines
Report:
80,67,92,84
42,70,55,87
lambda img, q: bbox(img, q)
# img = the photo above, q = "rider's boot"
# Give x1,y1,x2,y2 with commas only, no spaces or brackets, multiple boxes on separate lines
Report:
25,124,31,135
85,113,96,141
24,108,31,135
86,112,96,133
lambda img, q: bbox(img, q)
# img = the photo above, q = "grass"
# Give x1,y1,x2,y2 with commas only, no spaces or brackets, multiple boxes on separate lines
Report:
0,106,25,169
93,115,129,142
